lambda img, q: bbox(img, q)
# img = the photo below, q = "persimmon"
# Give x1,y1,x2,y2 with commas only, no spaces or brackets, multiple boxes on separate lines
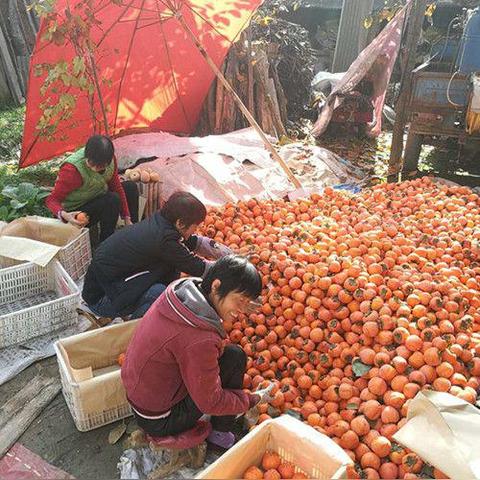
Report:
402,453,423,473
262,452,281,471
351,415,370,436
264,470,280,480
75,212,89,225
278,462,295,479
117,353,126,366
200,179,480,478
361,452,381,470
243,466,264,480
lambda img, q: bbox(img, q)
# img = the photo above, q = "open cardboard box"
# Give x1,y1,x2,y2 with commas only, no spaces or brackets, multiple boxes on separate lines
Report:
197,415,352,479
54,320,138,431
0,216,91,279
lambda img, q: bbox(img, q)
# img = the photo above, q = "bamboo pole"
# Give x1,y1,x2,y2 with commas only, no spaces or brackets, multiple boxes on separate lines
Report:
174,11,301,189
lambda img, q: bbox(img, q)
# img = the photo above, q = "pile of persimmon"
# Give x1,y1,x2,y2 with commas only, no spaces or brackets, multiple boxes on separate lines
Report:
243,451,307,479
199,178,479,479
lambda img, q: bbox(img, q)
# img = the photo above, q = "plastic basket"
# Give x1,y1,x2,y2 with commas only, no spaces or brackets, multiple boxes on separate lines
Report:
197,416,353,480
57,356,132,432
57,228,91,281
0,227,91,281
0,260,80,348
54,321,137,431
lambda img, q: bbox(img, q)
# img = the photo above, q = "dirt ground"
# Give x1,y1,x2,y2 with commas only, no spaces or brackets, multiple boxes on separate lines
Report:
0,355,228,479
0,357,124,478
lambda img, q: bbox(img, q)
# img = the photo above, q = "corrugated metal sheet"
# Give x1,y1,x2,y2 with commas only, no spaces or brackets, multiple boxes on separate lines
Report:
332,0,375,73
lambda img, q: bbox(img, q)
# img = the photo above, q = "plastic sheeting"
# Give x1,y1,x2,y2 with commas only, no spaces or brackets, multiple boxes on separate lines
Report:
312,1,411,137
0,317,90,386
0,443,73,480
113,129,365,206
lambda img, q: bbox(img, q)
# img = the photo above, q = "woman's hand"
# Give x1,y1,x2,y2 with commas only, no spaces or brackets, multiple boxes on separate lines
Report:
60,210,84,227
124,217,133,226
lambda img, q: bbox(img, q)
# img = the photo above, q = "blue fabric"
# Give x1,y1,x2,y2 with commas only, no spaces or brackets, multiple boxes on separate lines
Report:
333,183,362,194
90,282,166,319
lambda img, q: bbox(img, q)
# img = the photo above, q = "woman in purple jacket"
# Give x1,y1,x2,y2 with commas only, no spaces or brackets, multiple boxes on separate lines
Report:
121,255,273,449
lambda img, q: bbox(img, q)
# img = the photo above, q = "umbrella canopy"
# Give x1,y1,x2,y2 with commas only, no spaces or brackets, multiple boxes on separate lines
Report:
20,0,263,167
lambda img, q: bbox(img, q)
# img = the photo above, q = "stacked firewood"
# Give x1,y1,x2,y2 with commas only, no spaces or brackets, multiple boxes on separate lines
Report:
196,33,288,138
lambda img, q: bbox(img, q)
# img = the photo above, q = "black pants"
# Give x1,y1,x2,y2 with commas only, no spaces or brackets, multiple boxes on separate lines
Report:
80,181,139,243
134,345,247,437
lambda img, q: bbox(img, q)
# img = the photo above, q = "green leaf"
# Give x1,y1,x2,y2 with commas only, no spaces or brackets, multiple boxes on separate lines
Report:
421,464,434,478
73,56,85,75
352,358,372,378
37,189,50,200
285,409,302,421
10,199,28,210
0,206,9,221
17,182,37,200
2,185,19,199
346,402,359,410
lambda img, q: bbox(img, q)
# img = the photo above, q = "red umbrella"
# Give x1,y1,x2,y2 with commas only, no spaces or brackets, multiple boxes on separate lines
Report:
20,0,263,167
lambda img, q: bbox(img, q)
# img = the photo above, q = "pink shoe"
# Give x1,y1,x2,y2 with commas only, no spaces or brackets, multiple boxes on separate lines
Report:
207,430,236,449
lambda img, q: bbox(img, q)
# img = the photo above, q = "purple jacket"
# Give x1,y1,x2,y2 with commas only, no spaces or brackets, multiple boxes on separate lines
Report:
121,278,251,417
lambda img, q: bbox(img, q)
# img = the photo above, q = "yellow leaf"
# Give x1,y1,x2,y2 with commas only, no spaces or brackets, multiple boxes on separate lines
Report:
425,3,436,17
257,15,274,26
363,15,373,29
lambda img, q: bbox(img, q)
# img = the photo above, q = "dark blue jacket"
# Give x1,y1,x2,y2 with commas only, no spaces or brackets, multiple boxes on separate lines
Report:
82,213,207,314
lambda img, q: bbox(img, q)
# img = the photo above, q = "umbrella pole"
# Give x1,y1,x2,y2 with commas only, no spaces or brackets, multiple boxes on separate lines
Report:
175,13,301,189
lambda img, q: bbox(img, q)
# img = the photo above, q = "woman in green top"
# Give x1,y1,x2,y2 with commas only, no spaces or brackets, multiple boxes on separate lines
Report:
46,135,139,243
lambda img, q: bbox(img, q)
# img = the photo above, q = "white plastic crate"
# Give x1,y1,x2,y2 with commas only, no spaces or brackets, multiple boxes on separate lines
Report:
57,227,91,281
0,218,91,281
197,416,353,479
54,321,137,431
0,260,80,348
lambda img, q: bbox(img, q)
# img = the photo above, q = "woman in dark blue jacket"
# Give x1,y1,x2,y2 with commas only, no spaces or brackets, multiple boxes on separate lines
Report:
82,191,230,318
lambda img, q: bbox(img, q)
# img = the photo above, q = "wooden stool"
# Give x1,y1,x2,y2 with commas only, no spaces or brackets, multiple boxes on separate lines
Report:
127,421,212,479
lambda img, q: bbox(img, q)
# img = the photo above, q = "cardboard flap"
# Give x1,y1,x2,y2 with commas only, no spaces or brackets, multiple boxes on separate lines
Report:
1,216,82,247
57,342,93,382
394,391,480,479
0,236,61,267
59,320,138,371
76,369,127,414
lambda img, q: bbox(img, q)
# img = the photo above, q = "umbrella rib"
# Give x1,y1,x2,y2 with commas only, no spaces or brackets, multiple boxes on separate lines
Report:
112,0,148,130
97,0,138,47
180,2,233,46
137,21,165,29
155,1,192,132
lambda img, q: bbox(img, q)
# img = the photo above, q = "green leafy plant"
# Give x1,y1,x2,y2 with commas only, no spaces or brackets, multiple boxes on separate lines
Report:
0,182,50,221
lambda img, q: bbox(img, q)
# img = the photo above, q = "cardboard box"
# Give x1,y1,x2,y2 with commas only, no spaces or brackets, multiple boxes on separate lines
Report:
197,415,352,479
0,215,91,280
54,320,138,431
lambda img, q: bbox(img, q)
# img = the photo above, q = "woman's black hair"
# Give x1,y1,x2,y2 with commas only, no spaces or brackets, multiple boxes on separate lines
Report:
85,135,114,167
161,191,207,227
202,254,262,300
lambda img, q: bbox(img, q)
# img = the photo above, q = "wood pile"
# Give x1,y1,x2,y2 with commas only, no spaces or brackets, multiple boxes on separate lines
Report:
0,0,38,105
196,33,288,138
